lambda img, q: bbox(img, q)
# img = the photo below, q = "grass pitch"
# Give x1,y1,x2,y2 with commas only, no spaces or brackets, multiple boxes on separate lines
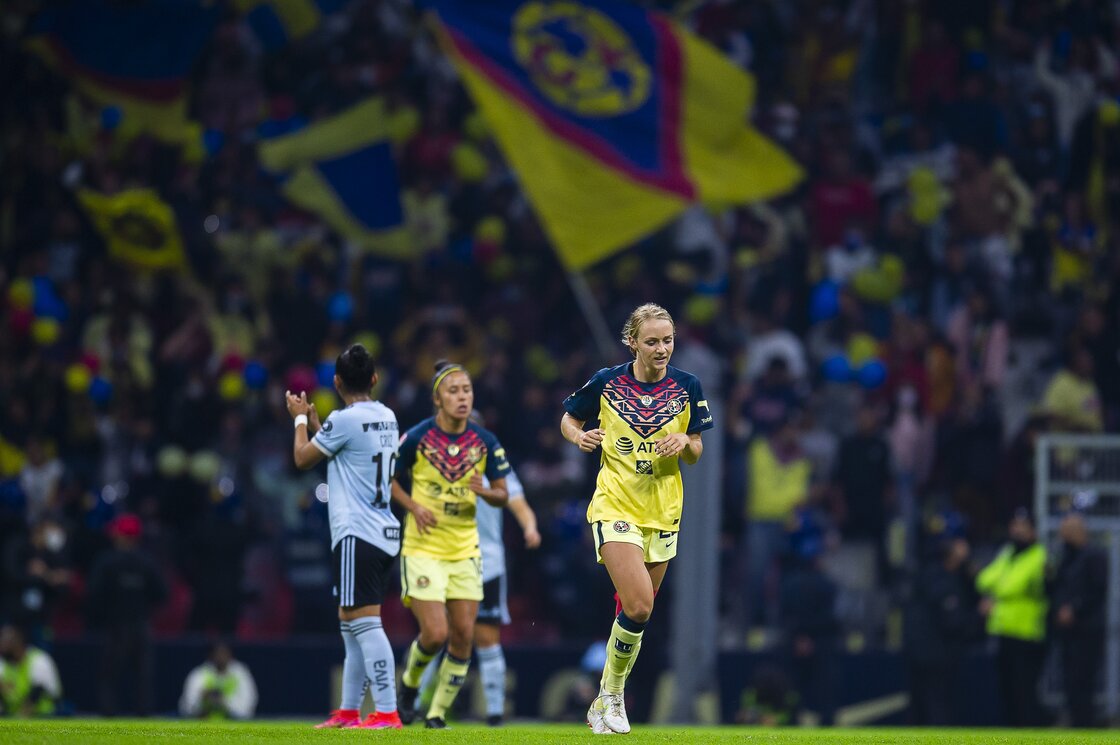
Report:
0,720,1115,744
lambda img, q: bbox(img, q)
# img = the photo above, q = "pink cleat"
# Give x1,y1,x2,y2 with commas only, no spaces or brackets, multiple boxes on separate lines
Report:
357,711,404,730
315,709,361,728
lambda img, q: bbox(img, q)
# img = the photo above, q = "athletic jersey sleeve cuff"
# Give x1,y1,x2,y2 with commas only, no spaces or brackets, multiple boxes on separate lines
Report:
563,399,587,419
687,420,714,434
311,437,334,457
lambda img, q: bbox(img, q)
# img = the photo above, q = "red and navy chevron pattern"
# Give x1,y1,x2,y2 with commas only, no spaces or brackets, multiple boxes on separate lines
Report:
602,375,688,438
419,428,486,484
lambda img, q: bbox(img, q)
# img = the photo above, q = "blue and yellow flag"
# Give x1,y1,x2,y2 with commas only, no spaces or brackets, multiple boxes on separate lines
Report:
25,0,221,151
258,99,408,256
235,0,348,51
77,188,189,272
427,0,801,270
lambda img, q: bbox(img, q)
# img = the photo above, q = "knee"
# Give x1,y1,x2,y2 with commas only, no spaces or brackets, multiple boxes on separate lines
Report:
622,598,653,624
421,621,449,649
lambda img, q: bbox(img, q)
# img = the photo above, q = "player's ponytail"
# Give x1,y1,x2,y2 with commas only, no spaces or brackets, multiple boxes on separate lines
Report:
335,343,376,393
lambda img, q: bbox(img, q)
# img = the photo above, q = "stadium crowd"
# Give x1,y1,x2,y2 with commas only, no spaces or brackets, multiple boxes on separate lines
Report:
0,0,1117,726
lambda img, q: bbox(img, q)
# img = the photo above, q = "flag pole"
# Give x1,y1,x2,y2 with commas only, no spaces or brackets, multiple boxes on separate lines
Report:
566,270,617,361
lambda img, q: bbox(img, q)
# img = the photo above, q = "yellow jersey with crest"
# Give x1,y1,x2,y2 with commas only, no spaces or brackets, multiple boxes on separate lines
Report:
563,362,713,532
395,417,510,561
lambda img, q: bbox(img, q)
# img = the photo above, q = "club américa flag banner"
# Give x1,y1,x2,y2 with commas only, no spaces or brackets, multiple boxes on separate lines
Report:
426,0,802,270
258,98,409,257
77,188,189,272
25,0,221,150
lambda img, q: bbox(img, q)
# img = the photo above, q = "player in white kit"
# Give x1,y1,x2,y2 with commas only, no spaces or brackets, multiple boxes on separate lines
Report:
474,466,539,725
286,343,403,730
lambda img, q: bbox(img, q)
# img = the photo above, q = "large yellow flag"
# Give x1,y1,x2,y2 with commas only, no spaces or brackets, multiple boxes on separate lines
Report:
428,0,802,270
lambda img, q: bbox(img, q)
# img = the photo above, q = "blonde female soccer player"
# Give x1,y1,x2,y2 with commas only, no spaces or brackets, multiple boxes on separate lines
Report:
561,303,713,735
391,360,510,728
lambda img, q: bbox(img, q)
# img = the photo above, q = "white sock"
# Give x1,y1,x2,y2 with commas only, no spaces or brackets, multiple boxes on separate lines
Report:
476,643,506,717
339,622,368,711
349,617,397,713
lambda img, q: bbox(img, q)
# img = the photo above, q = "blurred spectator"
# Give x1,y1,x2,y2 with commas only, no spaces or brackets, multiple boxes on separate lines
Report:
742,313,808,384
780,511,837,726
2,518,71,642
976,510,1049,727
0,624,61,717
17,438,62,525
1040,345,1103,431
738,357,802,438
1050,511,1107,728
946,284,1008,392
87,514,167,716
182,506,249,634
887,384,934,541
735,665,798,726
904,520,982,726
1034,38,1116,152
937,382,1004,537
908,20,958,112
834,402,891,578
743,420,809,627
178,641,258,720
809,149,875,251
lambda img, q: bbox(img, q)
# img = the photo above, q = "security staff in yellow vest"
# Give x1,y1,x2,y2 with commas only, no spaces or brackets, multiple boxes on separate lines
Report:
976,509,1048,727
0,624,61,717
178,641,257,720
745,420,811,627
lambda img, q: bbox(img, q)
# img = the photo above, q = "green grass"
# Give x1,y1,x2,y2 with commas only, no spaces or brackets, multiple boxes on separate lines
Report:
0,721,1116,744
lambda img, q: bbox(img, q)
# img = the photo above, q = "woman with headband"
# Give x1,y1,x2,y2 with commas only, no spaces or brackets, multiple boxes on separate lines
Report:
391,360,511,729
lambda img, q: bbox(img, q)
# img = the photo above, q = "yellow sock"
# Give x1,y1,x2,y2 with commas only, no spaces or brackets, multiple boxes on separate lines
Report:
623,639,643,678
600,614,645,694
401,639,438,689
427,653,470,719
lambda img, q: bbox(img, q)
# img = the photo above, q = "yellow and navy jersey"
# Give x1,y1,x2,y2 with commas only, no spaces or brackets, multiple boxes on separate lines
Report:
564,362,713,532
396,417,510,561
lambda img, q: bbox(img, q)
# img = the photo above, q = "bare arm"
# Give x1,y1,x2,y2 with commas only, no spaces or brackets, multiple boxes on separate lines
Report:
681,432,703,465
470,474,509,507
654,432,703,465
391,479,437,535
287,390,325,470
561,413,605,453
507,496,541,548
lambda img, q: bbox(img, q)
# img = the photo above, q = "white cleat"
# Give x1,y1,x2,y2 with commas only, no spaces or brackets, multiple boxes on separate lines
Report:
601,692,630,734
586,695,615,735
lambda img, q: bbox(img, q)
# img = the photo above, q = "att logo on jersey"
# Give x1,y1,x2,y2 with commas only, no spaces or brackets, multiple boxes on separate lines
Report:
615,436,634,454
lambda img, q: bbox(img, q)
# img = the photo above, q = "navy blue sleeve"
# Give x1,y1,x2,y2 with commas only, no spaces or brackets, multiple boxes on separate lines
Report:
563,368,609,422
481,429,512,481
395,422,424,478
686,376,714,434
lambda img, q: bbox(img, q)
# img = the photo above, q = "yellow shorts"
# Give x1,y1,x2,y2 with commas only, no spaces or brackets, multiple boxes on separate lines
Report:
400,554,483,605
592,520,678,564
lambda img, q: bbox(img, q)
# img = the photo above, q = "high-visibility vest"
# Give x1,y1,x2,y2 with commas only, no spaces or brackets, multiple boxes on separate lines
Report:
0,649,56,716
747,438,810,521
976,543,1048,642
200,669,239,720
